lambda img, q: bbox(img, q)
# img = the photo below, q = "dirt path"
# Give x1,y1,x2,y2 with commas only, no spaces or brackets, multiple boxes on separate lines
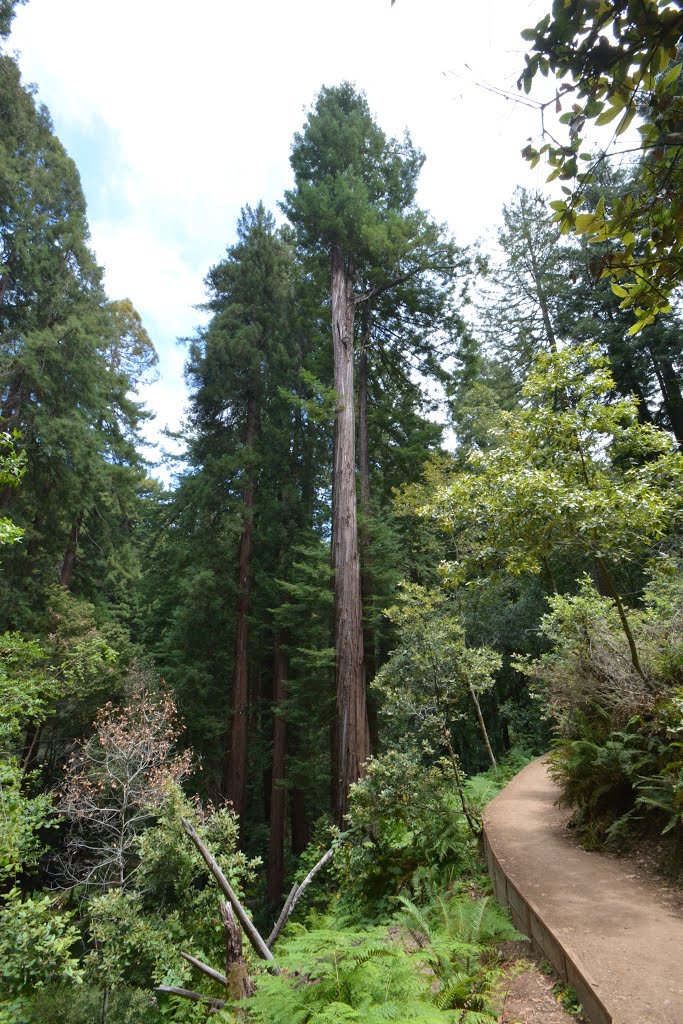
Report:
483,757,683,1024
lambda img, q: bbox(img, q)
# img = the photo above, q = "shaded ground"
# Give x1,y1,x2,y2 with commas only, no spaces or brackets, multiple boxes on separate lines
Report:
495,940,585,1024
484,758,683,1024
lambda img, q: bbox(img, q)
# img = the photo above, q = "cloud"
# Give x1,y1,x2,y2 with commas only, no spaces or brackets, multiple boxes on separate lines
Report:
11,0,552,475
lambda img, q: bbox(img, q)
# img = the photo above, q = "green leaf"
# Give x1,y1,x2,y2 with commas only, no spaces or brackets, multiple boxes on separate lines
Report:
616,105,636,137
658,62,682,92
595,104,623,126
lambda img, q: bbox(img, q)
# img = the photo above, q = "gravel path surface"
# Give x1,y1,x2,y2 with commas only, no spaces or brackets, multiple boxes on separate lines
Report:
483,757,683,1024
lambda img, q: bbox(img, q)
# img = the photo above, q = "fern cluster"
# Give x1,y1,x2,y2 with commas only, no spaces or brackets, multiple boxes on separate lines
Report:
242,902,513,1024
396,888,520,1022
550,694,683,855
243,924,449,1023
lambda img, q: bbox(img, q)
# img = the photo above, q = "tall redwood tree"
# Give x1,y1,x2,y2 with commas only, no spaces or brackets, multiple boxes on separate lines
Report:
283,83,458,819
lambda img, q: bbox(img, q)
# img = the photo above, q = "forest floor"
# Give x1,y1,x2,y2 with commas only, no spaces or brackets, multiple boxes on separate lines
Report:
495,940,585,1024
484,757,683,1024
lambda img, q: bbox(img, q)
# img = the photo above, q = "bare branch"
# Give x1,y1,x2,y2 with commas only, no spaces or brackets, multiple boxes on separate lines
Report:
154,985,225,1010
180,952,228,988
267,847,334,948
180,817,277,968
266,881,298,949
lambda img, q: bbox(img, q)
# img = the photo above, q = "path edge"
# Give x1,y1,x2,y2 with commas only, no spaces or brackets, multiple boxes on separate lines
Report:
483,773,620,1024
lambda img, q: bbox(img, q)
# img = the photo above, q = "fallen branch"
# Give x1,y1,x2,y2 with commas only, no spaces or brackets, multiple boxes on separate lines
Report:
267,846,334,948
180,951,228,988
154,985,225,1010
180,817,277,967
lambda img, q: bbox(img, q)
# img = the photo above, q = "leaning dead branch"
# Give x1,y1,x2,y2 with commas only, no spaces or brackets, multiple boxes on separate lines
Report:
154,985,225,1010
180,952,228,988
159,819,335,1014
181,816,276,966
267,846,334,948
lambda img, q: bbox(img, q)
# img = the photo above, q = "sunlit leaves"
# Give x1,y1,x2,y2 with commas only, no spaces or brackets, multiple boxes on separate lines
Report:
519,0,683,327
415,344,683,584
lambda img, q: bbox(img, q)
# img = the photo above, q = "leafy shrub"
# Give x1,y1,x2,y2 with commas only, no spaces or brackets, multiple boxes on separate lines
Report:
0,888,83,1022
83,782,261,1002
517,560,683,858
335,750,476,918
25,985,159,1024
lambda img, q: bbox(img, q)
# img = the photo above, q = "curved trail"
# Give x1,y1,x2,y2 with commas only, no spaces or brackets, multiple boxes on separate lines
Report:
483,757,683,1024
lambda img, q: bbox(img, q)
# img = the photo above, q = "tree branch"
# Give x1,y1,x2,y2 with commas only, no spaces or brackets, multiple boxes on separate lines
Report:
180,952,228,988
180,817,277,967
154,985,225,1010
266,846,334,948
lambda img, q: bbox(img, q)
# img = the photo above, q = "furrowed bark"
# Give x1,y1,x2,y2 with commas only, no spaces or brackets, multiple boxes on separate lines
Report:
267,631,288,908
358,310,378,751
224,390,257,819
330,242,369,823
221,901,254,1000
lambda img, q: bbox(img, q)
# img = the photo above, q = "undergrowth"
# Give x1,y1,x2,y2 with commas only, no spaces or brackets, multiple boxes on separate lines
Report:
238,749,529,1024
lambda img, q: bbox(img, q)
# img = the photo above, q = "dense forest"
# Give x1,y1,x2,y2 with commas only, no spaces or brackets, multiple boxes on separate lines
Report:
2,0,683,1021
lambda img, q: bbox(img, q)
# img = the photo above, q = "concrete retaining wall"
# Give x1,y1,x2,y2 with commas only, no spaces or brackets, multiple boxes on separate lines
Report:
482,830,616,1024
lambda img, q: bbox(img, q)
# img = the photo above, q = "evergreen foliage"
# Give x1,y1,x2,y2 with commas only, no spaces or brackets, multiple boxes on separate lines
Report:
1,5,683,1018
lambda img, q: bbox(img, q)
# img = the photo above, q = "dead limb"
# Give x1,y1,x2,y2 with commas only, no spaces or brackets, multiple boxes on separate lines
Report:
180,952,228,988
181,816,276,967
154,985,225,1010
267,846,334,948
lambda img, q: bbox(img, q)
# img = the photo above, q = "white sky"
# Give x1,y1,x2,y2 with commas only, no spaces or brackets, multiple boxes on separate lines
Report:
10,0,556,464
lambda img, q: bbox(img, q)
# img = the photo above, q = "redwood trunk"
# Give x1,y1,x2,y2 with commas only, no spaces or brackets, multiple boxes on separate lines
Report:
267,632,288,908
655,357,683,448
223,392,257,821
290,788,309,855
60,513,84,588
330,243,368,823
358,317,378,750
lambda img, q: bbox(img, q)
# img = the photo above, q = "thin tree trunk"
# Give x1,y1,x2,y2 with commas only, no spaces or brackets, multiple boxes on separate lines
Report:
223,391,257,821
330,243,368,823
290,788,309,855
522,220,558,354
21,722,42,774
267,631,288,908
469,684,497,770
594,554,651,686
441,728,481,836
